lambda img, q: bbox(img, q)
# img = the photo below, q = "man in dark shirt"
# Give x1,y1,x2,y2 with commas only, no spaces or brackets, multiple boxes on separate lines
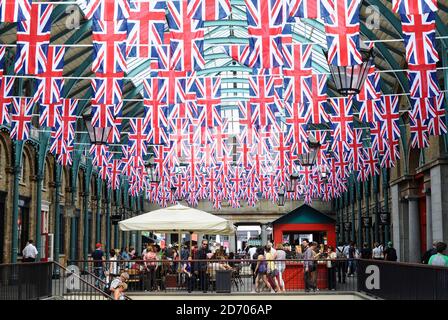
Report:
193,240,211,292
360,243,372,259
92,243,105,287
384,242,398,261
421,241,438,264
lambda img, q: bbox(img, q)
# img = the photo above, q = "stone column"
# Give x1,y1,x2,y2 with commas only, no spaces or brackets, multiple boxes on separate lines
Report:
425,189,433,250
391,184,401,261
229,234,236,254
407,196,421,263
430,165,448,243
261,224,267,246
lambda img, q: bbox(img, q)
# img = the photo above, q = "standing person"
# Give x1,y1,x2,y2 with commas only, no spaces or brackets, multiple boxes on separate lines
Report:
194,240,211,293
372,242,383,260
428,242,448,267
422,241,438,264
107,249,119,283
250,246,260,291
248,245,257,261
275,244,286,292
22,240,38,262
326,246,337,290
265,246,280,292
336,242,347,284
303,242,318,292
120,247,130,269
182,256,195,293
143,246,158,291
347,242,357,276
384,241,398,262
254,248,273,293
360,243,372,259
92,243,105,288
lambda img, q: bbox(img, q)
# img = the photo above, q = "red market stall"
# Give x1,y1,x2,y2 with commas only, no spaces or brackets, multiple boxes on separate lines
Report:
272,204,336,290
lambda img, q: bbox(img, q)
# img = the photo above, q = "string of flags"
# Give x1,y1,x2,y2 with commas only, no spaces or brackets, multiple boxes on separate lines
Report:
0,0,445,209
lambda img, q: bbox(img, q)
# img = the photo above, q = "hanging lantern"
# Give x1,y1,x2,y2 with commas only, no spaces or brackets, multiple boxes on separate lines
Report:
319,165,329,182
287,174,299,193
83,114,111,145
145,155,160,184
325,48,374,96
298,138,321,167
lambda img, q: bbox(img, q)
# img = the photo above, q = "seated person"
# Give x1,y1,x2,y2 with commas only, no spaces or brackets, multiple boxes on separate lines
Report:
113,282,128,300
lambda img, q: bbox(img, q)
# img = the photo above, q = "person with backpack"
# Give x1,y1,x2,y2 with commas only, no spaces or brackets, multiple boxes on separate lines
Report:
384,241,398,261
336,242,347,284
255,247,274,293
144,245,158,291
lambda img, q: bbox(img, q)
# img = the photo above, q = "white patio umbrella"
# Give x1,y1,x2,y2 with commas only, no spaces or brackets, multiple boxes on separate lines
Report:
119,204,235,254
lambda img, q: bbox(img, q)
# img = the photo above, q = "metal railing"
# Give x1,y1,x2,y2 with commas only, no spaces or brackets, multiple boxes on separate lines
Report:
0,261,115,300
357,259,448,300
0,262,52,300
67,258,359,294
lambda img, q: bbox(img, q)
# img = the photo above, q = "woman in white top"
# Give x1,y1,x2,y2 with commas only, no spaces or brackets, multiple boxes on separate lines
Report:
107,249,119,283
275,244,286,292
326,246,337,290
372,242,384,260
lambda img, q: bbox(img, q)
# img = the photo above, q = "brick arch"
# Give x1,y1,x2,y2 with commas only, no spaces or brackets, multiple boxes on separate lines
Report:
20,145,36,198
0,133,11,192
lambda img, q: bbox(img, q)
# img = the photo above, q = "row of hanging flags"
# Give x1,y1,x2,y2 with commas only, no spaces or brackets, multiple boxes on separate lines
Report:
0,0,445,208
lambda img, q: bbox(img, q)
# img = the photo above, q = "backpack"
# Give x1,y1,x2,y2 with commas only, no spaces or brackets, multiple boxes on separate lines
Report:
387,248,397,261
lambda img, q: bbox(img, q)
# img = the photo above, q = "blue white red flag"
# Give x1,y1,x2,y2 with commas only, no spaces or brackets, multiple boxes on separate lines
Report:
427,94,447,136
324,0,362,66
0,76,13,126
15,3,53,75
0,0,31,22
307,74,329,124
92,73,124,105
127,0,166,59
10,97,33,141
77,0,130,21
392,0,438,15
34,45,65,104
380,96,401,143
196,0,231,20
288,0,334,19
401,13,438,65
407,63,440,98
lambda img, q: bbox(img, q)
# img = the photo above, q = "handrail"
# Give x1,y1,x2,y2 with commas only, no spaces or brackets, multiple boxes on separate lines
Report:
53,261,115,300
67,260,132,300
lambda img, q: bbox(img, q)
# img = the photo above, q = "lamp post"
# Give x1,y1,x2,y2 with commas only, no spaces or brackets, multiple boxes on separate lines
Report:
288,174,299,193
83,114,112,145
277,188,285,207
326,48,374,96
297,137,321,167
145,154,160,185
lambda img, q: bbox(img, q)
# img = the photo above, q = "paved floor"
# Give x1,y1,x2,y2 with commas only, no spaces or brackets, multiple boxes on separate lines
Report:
127,293,369,300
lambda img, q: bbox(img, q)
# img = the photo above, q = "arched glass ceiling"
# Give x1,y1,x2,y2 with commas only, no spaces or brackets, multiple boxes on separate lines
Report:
127,0,331,104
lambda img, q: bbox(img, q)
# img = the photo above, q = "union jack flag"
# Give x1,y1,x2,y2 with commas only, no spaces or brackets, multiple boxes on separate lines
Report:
401,13,438,65
347,128,364,172
307,74,329,124
0,0,31,22
127,0,166,59
34,46,65,104
392,0,438,15
128,118,149,159
362,147,379,177
285,102,309,154
0,76,14,125
288,0,334,19
10,97,33,141
193,77,222,128
15,3,53,75
244,0,285,69
407,63,440,98
381,140,400,168
166,0,205,71
324,0,362,66
90,144,109,167
92,19,127,74
77,0,130,21
358,99,383,123
369,121,386,155
249,75,280,128
107,103,123,144
57,143,74,167
197,0,231,20
427,94,447,136
39,103,61,128
223,44,251,67
92,73,124,105
329,97,354,142
283,72,312,104
409,113,429,149
0,46,4,73
91,104,115,128
357,65,381,101
53,99,78,143
380,96,401,143
410,97,433,120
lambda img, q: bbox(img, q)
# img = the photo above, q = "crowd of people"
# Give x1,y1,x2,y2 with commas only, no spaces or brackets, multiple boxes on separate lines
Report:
87,237,448,299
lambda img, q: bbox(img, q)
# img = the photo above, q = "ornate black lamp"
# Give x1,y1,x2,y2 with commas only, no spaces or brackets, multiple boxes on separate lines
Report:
83,114,111,145
298,137,321,167
362,216,372,229
287,174,299,193
326,48,374,96
379,211,390,226
319,165,329,182
144,154,160,184
344,222,352,232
